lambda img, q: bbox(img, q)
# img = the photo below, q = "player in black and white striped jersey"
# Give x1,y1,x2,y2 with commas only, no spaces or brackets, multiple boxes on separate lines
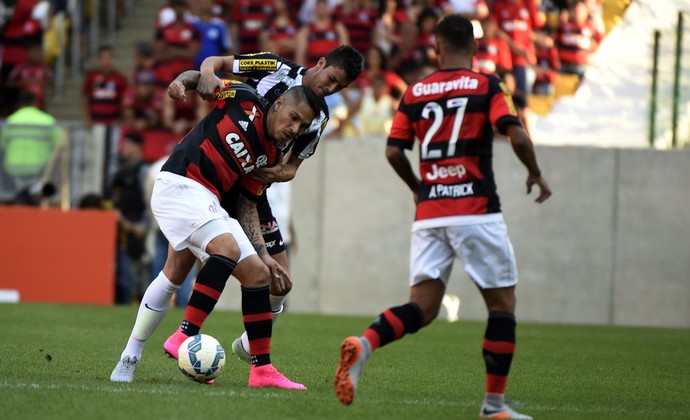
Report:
166,45,364,362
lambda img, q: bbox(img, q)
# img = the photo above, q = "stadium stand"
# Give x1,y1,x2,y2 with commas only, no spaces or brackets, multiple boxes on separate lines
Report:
529,0,690,148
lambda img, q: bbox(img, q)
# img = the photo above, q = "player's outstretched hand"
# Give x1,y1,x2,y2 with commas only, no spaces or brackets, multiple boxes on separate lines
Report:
197,72,225,102
526,174,552,203
168,80,187,101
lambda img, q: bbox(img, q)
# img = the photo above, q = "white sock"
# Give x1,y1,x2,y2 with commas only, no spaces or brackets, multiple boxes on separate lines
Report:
269,294,286,320
239,294,287,351
121,272,180,359
484,393,505,408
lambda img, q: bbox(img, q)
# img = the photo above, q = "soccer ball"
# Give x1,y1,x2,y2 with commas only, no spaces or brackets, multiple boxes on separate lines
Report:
178,334,226,383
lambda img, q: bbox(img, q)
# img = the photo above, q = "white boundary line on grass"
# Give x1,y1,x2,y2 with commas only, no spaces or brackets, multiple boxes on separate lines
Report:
0,381,676,417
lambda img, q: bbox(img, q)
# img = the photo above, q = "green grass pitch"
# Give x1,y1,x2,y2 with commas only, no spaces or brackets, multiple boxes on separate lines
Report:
1,303,688,419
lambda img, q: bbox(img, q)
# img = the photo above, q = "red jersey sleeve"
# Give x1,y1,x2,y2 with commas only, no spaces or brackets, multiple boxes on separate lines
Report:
488,77,521,134
387,93,415,150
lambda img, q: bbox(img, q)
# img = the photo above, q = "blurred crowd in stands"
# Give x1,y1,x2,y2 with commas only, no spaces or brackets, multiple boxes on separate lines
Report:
1,0,607,132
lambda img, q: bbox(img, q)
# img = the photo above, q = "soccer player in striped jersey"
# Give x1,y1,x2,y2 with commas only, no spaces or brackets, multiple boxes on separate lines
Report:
334,15,551,419
110,82,325,389
164,46,363,362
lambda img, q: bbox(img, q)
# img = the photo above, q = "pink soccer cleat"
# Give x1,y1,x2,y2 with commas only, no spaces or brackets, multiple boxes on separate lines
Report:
248,364,307,390
163,327,188,360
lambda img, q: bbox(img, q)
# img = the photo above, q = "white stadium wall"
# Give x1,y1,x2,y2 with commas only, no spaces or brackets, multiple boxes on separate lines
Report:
218,136,690,328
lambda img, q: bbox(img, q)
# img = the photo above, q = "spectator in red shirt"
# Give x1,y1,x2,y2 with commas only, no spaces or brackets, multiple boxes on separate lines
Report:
154,0,202,83
132,41,175,90
334,0,378,56
259,0,298,63
82,45,130,196
81,45,129,127
491,0,543,95
0,0,43,117
121,70,164,132
296,0,351,136
162,88,208,136
390,21,434,85
556,0,603,80
157,0,194,28
7,39,54,111
295,0,349,68
229,0,274,54
474,17,513,76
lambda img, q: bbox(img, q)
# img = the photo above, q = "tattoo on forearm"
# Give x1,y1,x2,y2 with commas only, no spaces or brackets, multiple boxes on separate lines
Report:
236,196,267,257
177,70,200,91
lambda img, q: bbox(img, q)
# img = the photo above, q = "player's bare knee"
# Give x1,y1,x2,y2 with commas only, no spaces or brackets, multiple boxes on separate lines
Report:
206,235,241,262
238,261,270,288
255,264,272,286
162,250,195,284
483,287,516,313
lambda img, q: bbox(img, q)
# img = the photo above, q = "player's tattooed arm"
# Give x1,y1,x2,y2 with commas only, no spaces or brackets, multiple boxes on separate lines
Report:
168,70,201,101
236,188,293,289
236,194,268,258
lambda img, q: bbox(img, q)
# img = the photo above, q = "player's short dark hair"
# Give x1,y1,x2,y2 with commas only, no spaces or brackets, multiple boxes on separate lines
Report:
283,85,327,120
324,45,364,83
435,14,476,55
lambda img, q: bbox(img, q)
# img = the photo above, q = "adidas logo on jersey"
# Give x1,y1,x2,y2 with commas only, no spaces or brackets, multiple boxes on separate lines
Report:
244,105,261,122
239,120,249,131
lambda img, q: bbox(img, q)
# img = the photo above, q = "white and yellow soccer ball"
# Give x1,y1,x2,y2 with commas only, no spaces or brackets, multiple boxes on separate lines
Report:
178,334,226,383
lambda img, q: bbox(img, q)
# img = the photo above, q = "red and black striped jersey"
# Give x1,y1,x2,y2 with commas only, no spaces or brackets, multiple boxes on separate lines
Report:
231,0,274,53
81,69,129,124
556,21,603,66
387,68,521,227
161,80,280,200
265,20,298,63
491,0,540,66
306,24,341,68
333,6,377,56
154,22,201,79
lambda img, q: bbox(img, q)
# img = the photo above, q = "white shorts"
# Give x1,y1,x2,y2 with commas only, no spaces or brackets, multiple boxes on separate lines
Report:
151,171,255,262
409,221,518,289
